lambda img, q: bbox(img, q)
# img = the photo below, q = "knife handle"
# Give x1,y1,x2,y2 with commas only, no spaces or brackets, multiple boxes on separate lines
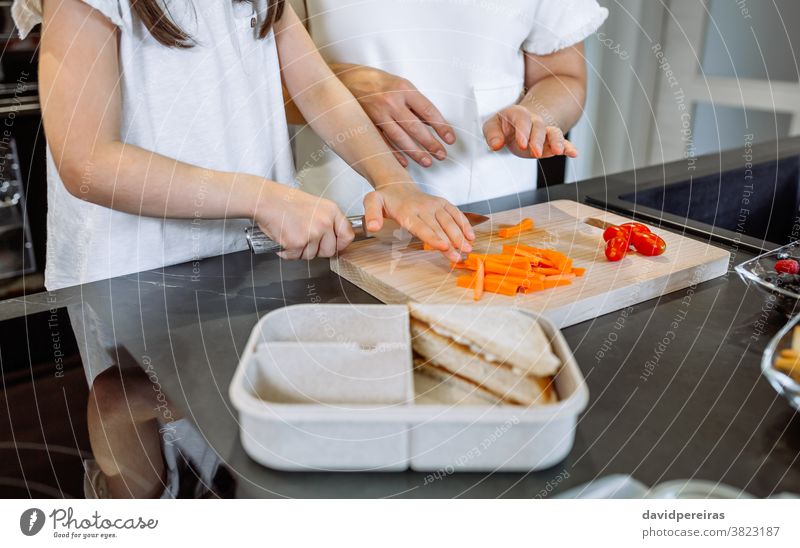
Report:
245,215,367,254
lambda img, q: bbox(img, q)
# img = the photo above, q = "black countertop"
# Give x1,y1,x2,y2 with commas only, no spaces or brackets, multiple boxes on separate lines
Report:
2,142,799,498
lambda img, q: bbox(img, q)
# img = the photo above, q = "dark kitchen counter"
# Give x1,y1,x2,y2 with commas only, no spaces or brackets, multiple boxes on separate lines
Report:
2,140,799,498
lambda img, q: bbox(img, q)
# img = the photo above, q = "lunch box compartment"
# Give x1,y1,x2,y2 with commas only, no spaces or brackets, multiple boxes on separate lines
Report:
231,304,589,472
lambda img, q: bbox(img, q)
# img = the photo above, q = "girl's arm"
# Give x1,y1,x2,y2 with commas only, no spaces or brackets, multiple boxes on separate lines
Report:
274,5,473,261
39,0,353,260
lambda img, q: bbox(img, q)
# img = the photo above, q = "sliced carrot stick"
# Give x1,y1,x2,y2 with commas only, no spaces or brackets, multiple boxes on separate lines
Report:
485,262,531,278
543,277,572,289
498,218,534,238
546,273,576,282
571,267,586,277
483,277,519,296
451,261,470,270
532,267,562,276
522,283,545,294
456,274,477,289
485,274,532,288
474,259,484,301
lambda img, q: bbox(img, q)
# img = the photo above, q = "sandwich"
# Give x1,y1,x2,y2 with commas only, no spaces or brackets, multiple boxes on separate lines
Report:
409,303,560,406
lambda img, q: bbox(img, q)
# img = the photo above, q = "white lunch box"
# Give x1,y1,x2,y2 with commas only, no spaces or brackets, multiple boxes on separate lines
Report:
229,304,589,472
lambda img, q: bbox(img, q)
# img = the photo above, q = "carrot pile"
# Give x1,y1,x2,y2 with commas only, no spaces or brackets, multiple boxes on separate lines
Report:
452,244,584,301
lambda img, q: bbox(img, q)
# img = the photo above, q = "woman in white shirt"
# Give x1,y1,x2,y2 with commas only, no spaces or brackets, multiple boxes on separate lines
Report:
288,0,608,214
13,0,475,290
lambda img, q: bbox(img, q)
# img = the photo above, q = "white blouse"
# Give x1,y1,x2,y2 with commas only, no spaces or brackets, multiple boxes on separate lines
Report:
13,0,295,289
291,0,608,215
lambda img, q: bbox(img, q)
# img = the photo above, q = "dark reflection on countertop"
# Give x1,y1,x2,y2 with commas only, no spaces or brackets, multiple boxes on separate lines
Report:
1,140,800,498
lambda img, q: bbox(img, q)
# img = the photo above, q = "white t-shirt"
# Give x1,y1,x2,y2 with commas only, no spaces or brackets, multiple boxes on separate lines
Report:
13,0,295,289
291,0,607,215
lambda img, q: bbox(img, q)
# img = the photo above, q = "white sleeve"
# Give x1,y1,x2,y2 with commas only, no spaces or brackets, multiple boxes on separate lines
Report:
12,0,123,39
523,0,609,55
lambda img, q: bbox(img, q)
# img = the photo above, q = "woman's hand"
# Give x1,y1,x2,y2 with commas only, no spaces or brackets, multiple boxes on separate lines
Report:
482,105,578,159
362,183,474,263
335,64,456,168
253,182,355,260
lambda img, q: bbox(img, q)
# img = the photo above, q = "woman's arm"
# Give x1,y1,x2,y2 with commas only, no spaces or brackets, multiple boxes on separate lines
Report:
39,0,352,260
274,5,473,261
483,44,586,159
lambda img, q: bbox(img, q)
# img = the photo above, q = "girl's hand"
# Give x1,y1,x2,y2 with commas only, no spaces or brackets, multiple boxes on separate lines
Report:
363,183,475,263
483,106,578,159
254,183,355,260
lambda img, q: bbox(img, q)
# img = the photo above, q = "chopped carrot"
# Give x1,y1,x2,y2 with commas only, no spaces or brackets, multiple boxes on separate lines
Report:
456,274,477,289
422,243,436,251
522,283,545,294
498,218,534,238
546,273,576,282
532,267,562,276
474,259,484,301
483,277,519,296
453,243,581,299
543,277,573,289
484,262,531,278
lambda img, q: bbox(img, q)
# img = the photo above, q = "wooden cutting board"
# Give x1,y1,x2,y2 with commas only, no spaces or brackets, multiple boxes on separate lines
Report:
330,200,730,328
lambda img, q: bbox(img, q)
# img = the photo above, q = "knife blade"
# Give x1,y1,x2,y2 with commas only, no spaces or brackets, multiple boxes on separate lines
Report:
245,212,490,254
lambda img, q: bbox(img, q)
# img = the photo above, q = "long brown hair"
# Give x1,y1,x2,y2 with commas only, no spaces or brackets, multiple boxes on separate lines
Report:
130,0,286,48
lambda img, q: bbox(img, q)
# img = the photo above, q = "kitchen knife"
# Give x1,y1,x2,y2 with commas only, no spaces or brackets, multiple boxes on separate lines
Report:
245,212,490,254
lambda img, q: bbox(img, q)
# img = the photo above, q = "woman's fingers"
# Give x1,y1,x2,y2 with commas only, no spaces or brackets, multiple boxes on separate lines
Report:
396,106,447,161
379,130,409,167
563,138,579,158
406,91,456,145
528,118,547,157
482,114,506,151
378,119,434,167
545,126,566,155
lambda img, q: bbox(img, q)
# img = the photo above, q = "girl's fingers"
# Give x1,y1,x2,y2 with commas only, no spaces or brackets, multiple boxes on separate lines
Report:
435,208,471,253
318,230,338,258
444,202,475,241
405,214,448,250
362,191,385,233
300,237,321,261
419,212,460,262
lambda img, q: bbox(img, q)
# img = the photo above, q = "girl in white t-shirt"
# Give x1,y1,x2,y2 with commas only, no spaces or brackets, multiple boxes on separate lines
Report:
12,0,474,289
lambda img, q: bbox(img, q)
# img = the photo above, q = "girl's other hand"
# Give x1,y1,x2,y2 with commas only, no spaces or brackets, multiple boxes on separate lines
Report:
363,183,475,263
253,183,355,260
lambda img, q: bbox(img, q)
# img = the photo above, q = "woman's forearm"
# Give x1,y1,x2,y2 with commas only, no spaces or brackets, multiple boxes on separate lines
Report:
518,75,586,132
276,10,409,190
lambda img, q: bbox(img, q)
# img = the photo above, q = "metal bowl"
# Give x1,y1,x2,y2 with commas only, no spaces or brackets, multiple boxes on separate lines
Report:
761,313,800,411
